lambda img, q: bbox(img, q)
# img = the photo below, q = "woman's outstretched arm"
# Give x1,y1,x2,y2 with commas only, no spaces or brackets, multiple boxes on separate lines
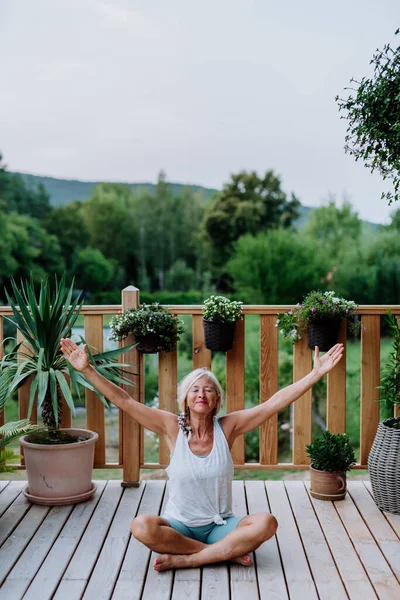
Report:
60,338,178,436
221,344,344,442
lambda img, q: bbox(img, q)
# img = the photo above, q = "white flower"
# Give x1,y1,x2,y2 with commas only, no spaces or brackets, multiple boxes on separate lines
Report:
332,297,340,303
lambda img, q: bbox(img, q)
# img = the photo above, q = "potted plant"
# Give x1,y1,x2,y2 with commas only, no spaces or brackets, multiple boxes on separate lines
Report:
306,430,356,500
368,311,400,514
202,295,243,352
277,290,360,351
109,302,185,353
0,276,134,505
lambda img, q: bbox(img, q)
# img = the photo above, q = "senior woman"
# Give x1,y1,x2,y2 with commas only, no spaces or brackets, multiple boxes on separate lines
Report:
60,338,343,572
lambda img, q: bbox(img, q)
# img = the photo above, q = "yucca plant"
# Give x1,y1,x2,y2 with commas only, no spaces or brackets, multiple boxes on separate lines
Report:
0,276,135,443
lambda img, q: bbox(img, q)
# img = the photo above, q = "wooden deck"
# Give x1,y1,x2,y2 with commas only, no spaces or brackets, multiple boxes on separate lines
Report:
0,479,399,600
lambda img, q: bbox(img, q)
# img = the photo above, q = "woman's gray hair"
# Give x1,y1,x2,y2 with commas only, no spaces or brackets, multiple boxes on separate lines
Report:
177,368,224,414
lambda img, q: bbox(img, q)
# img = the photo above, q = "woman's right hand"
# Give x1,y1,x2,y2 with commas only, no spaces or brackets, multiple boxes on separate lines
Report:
60,338,90,372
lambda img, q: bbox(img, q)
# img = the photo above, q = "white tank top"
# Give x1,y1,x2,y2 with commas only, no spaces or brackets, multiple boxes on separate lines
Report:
162,416,234,527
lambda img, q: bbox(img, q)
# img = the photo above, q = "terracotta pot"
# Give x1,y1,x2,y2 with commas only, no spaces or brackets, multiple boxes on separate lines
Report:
20,428,98,505
310,465,347,500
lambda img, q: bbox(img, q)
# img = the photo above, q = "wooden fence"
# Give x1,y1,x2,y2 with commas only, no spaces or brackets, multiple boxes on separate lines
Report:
0,285,399,485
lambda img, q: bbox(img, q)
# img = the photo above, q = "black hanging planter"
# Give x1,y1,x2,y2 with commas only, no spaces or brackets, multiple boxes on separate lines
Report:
203,319,236,352
135,333,166,354
307,317,342,352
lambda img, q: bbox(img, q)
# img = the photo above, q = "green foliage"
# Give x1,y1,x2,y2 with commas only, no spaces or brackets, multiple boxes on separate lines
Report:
227,230,330,304
277,290,360,343
109,303,185,352
45,201,90,270
203,170,300,273
0,276,135,430
203,295,243,323
378,311,400,406
304,200,362,259
336,30,400,204
74,247,116,294
306,430,356,472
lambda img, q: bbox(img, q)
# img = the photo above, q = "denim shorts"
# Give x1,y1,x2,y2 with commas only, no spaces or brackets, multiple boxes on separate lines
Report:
164,516,244,544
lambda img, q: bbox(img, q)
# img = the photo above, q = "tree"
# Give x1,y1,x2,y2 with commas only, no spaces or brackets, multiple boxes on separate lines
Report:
227,229,330,304
336,30,400,204
73,247,116,294
83,183,137,279
303,199,362,259
203,170,300,274
46,201,90,270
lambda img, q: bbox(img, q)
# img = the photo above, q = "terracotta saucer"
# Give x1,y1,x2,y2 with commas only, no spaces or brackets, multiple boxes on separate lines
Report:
23,482,97,506
310,489,347,501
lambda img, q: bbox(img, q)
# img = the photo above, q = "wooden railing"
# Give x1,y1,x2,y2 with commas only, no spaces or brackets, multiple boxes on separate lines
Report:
1,286,399,485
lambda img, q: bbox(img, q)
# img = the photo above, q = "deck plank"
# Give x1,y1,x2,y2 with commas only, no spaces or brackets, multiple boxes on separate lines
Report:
305,481,377,600
335,482,400,599
112,480,166,600
0,481,25,518
0,489,32,546
22,481,107,600
0,503,50,586
1,504,74,599
81,484,145,600
348,481,400,582
0,480,11,494
245,480,288,600
364,482,400,539
141,484,174,600
266,481,318,600
230,480,259,599
54,479,124,599
285,481,347,599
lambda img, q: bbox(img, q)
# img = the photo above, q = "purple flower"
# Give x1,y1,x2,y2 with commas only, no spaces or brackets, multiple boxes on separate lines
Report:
322,300,327,305
332,307,336,312
312,307,316,313
289,309,293,314
345,309,349,313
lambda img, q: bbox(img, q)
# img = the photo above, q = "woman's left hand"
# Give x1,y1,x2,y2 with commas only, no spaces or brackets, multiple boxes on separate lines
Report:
313,344,344,377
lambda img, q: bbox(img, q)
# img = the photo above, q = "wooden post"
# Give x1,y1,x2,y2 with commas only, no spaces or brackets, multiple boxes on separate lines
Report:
121,286,142,486
260,315,278,464
360,315,380,465
326,319,347,433
226,318,245,465
293,335,312,465
192,315,212,369
85,314,105,466
17,330,37,463
158,349,178,464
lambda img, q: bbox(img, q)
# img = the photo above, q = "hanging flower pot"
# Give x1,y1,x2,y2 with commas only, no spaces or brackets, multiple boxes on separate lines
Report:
368,418,400,514
307,317,342,352
202,295,243,353
203,319,236,352
135,333,170,354
109,303,185,354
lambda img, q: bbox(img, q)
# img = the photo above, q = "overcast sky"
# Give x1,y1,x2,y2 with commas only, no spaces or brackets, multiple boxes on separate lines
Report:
1,0,398,223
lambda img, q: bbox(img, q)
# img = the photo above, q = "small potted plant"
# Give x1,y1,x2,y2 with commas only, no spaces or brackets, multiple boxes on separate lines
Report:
277,290,360,351
0,276,134,505
368,311,400,514
306,430,356,500
109,302,185,353
202,295,243,352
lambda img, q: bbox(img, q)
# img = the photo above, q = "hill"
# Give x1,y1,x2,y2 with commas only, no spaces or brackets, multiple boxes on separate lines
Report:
11,172,217,207
10,171,378,231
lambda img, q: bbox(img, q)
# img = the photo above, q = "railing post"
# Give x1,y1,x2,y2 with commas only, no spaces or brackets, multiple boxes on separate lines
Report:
121,285,142,487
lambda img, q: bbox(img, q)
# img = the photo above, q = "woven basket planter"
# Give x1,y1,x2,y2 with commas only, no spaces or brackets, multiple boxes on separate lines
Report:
203,319,236,352
307,317,342,352
368,417,400,514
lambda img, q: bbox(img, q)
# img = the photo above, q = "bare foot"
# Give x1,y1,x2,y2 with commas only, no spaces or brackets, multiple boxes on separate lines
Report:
231,554,253,566
154,554,188,572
